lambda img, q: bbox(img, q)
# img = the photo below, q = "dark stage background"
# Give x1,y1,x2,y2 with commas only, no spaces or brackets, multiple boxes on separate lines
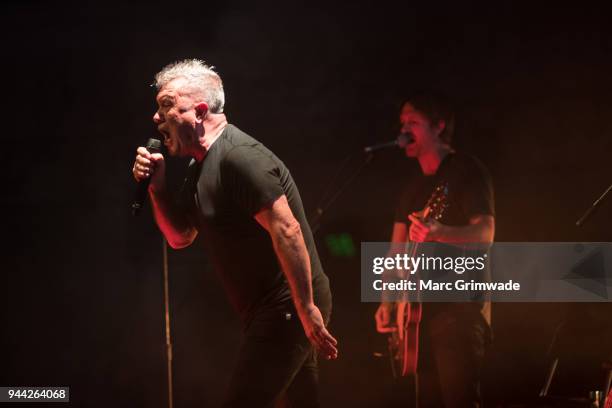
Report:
2,1,611,407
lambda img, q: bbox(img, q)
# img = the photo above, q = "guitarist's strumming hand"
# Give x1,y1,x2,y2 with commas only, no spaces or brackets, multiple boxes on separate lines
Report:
375,302,397,333
408,210,443,243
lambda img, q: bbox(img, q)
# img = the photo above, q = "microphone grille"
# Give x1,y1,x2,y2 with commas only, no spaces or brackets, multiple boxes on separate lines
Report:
397,132,413,148
146,138,162,152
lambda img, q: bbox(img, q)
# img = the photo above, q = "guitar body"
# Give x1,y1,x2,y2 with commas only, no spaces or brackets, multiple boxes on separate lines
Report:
388,301,421,378
387,301,422,406
399,301,422,376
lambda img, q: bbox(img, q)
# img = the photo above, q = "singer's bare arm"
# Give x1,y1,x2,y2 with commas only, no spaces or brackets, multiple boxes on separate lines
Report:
133,147,197,248
254,195,338,360
149,188,197,249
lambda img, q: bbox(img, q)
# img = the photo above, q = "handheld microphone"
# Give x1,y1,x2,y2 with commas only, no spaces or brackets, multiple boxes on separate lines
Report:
363,132,414,154
131,138,162,216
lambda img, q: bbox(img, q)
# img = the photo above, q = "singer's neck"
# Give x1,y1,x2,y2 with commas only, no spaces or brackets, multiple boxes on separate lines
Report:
418,144,454,176
193,113,228,162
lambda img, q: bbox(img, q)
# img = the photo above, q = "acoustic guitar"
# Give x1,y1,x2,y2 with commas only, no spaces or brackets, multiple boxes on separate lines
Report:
387,182,449,379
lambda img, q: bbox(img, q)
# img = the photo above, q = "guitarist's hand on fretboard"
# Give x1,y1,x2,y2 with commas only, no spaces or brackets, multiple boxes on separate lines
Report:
407,210,443,243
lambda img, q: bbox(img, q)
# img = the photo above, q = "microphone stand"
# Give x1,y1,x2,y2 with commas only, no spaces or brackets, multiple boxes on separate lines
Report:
162,238,174,408
575,183,612,227
132,137,174,407
310,152,374,235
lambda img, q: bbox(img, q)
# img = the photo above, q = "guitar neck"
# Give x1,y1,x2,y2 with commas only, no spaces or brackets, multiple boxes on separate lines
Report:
404,206,432,256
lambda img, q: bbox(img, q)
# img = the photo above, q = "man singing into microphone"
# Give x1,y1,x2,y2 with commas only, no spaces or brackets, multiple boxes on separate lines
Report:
132,59,337,407
374,92,495,407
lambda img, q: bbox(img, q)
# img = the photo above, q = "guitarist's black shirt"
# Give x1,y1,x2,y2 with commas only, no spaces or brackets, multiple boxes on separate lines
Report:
394,152,495,321
394,152,494,226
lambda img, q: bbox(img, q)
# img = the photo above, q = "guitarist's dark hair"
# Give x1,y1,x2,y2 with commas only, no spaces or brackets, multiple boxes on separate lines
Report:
401,90,455,145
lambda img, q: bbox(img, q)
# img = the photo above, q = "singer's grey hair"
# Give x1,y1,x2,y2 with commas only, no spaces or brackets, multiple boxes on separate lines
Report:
154,59,225,113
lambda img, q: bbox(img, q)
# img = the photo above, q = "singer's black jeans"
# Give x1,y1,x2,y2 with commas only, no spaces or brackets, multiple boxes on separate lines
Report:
222,295,331,408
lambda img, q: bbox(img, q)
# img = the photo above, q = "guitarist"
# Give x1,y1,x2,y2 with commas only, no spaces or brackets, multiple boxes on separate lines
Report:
374,91,495,407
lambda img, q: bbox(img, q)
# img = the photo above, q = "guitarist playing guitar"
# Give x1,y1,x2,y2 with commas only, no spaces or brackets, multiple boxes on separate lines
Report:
375,91,495,408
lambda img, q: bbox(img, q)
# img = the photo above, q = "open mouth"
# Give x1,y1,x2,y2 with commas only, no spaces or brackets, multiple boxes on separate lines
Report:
398,132,415,148
158,129,171,145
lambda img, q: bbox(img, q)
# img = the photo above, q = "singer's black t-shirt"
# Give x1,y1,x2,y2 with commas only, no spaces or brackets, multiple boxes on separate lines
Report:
178,124,330,323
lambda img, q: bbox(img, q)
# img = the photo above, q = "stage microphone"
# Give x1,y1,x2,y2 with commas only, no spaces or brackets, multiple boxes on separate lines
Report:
131,138,162,216
363,132,413,154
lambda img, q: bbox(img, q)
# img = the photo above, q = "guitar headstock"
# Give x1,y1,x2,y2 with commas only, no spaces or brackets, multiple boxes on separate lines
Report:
425,182,449,221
